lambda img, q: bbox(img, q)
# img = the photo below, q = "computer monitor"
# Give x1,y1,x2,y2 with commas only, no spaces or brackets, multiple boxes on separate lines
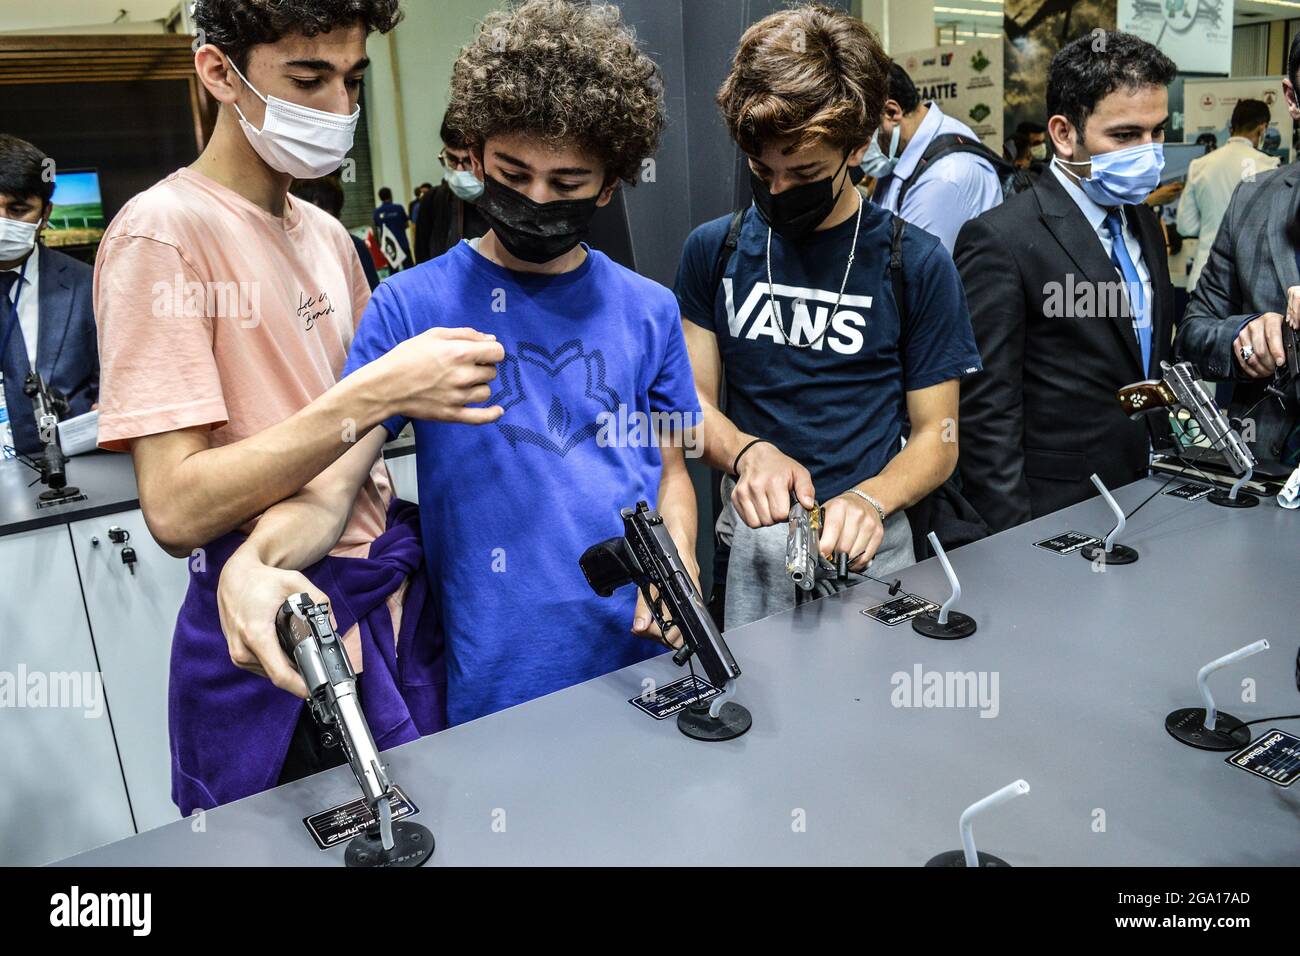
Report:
45,169,106,249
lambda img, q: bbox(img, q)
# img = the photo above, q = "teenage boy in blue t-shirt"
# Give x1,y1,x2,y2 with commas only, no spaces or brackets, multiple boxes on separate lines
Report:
217,0,700,726
677,6,983,629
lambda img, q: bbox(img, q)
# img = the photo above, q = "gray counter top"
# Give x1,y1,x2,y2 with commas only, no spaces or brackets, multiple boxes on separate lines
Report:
58,479,1300,866
0,452,141,539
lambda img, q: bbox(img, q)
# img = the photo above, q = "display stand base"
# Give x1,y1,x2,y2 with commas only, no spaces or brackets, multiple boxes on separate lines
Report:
344,821,435,867
911,610,977,640
677,701,752,741
1165,707,1251,751
1207,490,1258,509
925,850,1011,867
1079,543,1139,565
39,485,81,502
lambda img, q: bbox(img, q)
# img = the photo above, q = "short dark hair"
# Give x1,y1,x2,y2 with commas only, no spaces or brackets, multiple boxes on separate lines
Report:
1046,31,1176,136
377,186,392,201
1289,31,1300,89
0,134,54,204
440,113,470,150
1016,120,1045,136
192,0,403,70
886,61,920,114
1230,98,1270,134
290,175,345,218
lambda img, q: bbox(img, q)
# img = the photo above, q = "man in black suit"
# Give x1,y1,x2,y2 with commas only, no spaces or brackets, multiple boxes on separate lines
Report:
954,32,1177,532
0,134,98,457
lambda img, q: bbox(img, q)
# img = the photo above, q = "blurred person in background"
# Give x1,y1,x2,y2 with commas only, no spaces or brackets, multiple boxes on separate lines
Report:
414,114,489,263
0,134,98,457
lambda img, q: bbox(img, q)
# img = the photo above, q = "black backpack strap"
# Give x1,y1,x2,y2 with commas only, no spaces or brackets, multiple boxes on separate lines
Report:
710,208,746,298
889,213,908,326
895,133,1015,209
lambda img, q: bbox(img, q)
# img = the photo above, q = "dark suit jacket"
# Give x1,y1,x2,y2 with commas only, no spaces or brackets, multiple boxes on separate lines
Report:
2,245,98,456
954,169,1175,532
413,183,488,264
1176,162,1300,462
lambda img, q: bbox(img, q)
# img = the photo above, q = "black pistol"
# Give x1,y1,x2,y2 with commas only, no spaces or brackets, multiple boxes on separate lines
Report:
579,501,739,689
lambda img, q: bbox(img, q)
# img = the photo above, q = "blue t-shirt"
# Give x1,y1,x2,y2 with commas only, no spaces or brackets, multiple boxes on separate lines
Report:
674,203,981,497
344,240,701,725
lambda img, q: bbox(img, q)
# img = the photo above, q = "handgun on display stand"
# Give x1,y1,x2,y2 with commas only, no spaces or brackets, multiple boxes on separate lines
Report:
1117,360,1259,506
21,370,78,502
276,593,433,865
579,501,752,740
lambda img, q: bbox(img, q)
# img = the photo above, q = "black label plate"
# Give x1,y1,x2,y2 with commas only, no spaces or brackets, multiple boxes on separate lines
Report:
629,674,720,720
1033,530,1101,555
1225,729,1300,788
1164,482,1214,501
303,785,419,850
861,593,940,626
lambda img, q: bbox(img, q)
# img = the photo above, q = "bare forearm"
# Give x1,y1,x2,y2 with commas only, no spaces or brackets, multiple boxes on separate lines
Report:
238,429,388,571
658,456,700,580
698,399,758,476
135,365,393,555
855,429,957,515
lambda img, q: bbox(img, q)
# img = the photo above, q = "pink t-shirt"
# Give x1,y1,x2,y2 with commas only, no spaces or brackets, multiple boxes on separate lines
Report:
94,167,400,663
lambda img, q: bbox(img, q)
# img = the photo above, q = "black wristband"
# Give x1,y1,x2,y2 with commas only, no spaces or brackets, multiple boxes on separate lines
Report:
731,438,769,477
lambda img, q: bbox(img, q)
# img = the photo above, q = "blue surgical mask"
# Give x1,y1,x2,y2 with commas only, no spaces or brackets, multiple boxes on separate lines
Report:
860,123,902,179
1056,142,1165,206
446,169,484,202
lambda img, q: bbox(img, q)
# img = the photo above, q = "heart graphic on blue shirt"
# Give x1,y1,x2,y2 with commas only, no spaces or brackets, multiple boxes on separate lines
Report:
491,339,622,457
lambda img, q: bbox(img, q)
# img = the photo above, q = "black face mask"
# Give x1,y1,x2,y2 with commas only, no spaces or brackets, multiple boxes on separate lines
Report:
750,152,860,242
476,173,600,263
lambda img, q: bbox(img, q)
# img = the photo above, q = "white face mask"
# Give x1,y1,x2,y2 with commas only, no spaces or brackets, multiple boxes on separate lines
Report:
228,58,359,179
0,215,39,262
445,168,484,202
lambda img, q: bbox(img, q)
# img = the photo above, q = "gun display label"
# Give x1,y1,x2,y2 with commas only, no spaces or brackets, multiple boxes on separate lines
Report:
303,785,419,850
1032,530,1101,556
1163,482,1214,501
1225,729,1300,788
860,593,940,626
628,674,721,720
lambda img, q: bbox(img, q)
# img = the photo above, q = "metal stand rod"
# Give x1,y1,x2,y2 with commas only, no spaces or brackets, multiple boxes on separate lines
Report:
959,779,1030,869
1227,464,1254,502
1197,640,1269,731
708,678,736,719
927,531,961,626
1090,473,1125,553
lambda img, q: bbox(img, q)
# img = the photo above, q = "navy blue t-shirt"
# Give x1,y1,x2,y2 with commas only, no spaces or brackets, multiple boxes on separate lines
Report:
674,203,981,497
373,201,411,256
344,240,700,725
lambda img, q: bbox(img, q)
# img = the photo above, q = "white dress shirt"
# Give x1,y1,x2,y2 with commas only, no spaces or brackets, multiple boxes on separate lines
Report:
1049,160,1152,345
1,247,40,368
1175,136,1280,289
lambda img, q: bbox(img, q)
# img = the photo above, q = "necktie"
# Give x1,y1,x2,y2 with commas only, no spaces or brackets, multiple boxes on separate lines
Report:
1104,209,1152,375
0,270,25,373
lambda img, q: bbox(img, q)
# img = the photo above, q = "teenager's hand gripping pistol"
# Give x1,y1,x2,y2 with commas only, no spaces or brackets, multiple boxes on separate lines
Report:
276,593,397,850
786,498,848,591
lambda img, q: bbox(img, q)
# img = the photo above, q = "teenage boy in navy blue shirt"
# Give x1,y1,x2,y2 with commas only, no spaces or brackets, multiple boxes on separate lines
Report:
219,0,699,725
678,5,982,628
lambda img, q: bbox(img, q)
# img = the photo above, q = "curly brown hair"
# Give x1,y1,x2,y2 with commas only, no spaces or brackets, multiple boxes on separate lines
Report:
446,0,665,186
192,0,403,70
717,3,889,156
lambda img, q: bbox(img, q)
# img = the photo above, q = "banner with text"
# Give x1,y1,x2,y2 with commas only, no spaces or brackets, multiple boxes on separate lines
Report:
895,42,1005,150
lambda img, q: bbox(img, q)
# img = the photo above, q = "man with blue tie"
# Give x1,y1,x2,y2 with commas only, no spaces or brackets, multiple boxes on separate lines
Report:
953,32,1177,532
0,135,98,458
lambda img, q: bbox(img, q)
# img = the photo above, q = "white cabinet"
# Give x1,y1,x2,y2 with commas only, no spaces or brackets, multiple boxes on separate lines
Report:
0,525,135,865
70,511,191,834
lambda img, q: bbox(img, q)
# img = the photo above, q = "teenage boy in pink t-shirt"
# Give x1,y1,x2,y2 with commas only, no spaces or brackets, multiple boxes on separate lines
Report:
93,0,504,814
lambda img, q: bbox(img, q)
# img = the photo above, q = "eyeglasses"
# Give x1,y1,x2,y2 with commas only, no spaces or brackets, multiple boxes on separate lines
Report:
438,148,473,172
